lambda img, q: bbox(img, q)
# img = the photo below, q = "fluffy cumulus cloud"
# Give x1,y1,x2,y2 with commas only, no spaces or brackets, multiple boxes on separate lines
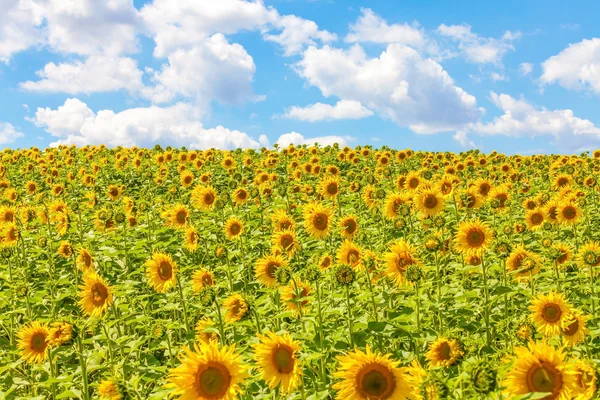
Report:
0,0,45,63
519,62,533,76
540,38,600,94
275,132,348,148
263,14,337,56
296,43,481,133
29,98,263,149
345,8,425,48
143,33,260,105
281,100,373,122
20,56,144,94
0,122,24,144
469,92,600,150
437,24,520,64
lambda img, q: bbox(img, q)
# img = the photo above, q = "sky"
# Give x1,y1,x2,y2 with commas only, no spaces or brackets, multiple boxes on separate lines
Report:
1,0,600,154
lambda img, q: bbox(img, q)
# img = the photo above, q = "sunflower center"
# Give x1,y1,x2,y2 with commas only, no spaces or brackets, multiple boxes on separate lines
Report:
272,345,295,374
562,206,576,220
549,207,558,219
347,249,360,265
326,183,338,195
526,362,562,397
7,228,17,241
176,210,187,224
439,342,452,360
158,261,173,281
466,194,476,208
563,318,579,336
344,220,357,234
424,194,438,209
531,213,543,225
91,283,108,306
542,304,561,323
188,231,198,244
558,178,568,187
280,220,292,230
204,193,215,204
466,229,485,247
82,253,91,267
30,332,47,352
237,191,247,200
230,223,241,235
314,213,328,230
395,255,412,272
202,274,213,286
479,183,490,195
195,362,232,399
408,178,419,189
441,183,452,194
266,262,279,278
280,235,293,249
184,176,192,184
356,363,396,399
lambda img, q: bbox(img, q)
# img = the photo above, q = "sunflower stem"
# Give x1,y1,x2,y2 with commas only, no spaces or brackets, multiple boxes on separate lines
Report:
315,280,327,389
344,286,355,348
76,334,90,400
481,255,492,348
589,268,596,314
48,347,57,400
214,298,227,345
176,274,190,334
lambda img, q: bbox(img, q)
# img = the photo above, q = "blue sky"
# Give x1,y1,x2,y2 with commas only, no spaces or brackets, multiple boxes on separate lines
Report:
1,0,600,154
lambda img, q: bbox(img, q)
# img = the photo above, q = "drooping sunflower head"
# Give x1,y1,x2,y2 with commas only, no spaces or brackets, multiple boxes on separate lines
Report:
255,254,288,288
223,293,249,323
48,321,74,347
57,241,73,258
332,345,415,400
573,360,598,400
76,247,94,272
529,292,572,337
78,271,113,318
166,341,249,400
192,268,215,293
17,321,50,364
454,219,493,255
184,226,199,251
280,280,311,316
502,340,577,400
145,252,178,293
253,331,302,394
425,338,464,368
561,310,589,346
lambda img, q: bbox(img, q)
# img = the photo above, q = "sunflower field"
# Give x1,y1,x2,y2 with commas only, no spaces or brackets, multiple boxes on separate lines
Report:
1,144,600,400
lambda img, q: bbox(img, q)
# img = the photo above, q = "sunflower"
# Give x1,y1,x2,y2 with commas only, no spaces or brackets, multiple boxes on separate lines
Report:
319,176,340,199
578,241,600,269
414,186,445,217
195,317,219,344
98,379,122,400
362,185,378,209
405,171,421,190
319,254,333,270
47,321,74,346
180,170,194,188
544,199,561,224
339,215,359,240
530,292,572,337
271,209,295,232
303,202,333,239
192,268,215,293
473,178,492,197
333,345,415,400
184,226,199,251
556,201,582,225
561,310,589,345
0,205,15,223
162,204,189,230
223,294,249,323
488,185,510,213
525,208,545,231
1,222,19,247
281,280,311,316
271,229,299,255
458,188,483,209
78,272,113,318
224,217,243,240
384,192,410,220
145,252,178,293
502,340,576,400
106,184,122,201
76,247,94,272
425,338,463,368
454,219,493,255
191,185,217,211
385,239,419,286
166,341,248,400
255,254,288,288
17,321,50,363
506,245,542,279
253,331,302,394
573,360,597,400
232,187,249,205
337,240,362,268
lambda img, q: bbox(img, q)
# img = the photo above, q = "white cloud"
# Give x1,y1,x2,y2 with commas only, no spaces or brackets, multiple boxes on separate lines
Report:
470,92,600,150
437,24,520,64
282,100,373,122
519,62,533,76
0,0,45,63
540,38,600,94
258,134,270,147
275,132,347,148
0,122,24,144
345,8,425,48
143,33,260,105
453,131,476,149
20,56,144,94
29,98,262,149
141,0,275,57
296,43,481,133
491,72,508,82
263,14,337,56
